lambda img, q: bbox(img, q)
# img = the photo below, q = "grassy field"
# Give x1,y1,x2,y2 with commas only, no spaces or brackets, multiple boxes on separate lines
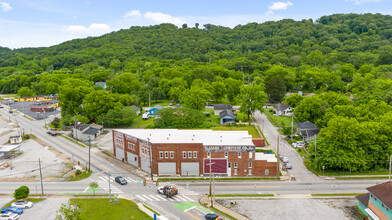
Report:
140,99,172,108
132,115,155,128
71,198,152,220
211,126,260,138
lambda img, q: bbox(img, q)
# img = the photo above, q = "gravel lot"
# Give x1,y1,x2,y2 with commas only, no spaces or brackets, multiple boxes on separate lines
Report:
93,129,113,153
4,101,60,120
221,198,360,220
0,139,69,178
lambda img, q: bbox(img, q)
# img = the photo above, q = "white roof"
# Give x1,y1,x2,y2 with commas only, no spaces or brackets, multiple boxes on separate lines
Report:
114,129,254,146
0,144,20,153
255,152,277,162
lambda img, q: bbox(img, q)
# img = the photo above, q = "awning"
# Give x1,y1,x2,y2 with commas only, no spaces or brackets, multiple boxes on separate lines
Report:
365,208,379,220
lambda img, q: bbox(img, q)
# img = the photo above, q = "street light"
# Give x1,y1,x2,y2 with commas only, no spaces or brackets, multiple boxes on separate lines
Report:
207,154,215,207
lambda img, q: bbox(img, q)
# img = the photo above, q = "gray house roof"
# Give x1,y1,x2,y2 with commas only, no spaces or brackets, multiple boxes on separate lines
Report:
214,104,232,110
273,103,290,111
295,121,317,130
131,105,141,112
219,110,236,119
153,105,163,110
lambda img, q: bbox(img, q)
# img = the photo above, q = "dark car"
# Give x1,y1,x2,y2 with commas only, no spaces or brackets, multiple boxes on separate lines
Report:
205,213,221,220
115,176,127,185
1,206,23,215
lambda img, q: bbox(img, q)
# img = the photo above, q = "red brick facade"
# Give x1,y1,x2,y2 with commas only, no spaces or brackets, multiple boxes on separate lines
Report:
112,130,277,177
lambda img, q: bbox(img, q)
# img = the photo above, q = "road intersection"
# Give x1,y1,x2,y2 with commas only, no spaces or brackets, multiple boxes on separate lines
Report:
0,106,388,219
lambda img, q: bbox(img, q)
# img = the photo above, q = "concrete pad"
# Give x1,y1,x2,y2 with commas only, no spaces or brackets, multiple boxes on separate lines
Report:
223,198,358,220
20,197,70,220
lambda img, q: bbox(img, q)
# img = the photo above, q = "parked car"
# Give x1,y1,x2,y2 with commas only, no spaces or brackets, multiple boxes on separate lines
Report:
142,112,150,120
115,176,127,185
1,207,23,215
284,162,292,169
282,157,289,163
11,201,33,209
0,212,19,220
205,213,221,220
8,110,13,114
293,141,305,148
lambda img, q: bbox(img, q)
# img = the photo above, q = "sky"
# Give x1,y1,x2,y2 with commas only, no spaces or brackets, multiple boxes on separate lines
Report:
0,0,391,49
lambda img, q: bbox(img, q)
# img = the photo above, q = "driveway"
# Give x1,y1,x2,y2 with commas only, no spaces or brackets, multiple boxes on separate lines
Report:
253,110,321,182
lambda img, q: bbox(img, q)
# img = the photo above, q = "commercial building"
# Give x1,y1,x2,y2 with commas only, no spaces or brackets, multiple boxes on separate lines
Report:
356,181,392,220
112,129,277,177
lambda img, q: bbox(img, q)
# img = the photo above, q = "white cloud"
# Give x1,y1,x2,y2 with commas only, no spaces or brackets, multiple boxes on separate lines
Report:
64,23,110,34
347,0,382,4
268,1,293,10
144,11,185,25
0,2,12,12
124,10,142,18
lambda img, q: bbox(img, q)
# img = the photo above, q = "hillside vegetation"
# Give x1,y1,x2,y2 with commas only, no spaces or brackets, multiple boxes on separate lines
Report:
0,13,392,172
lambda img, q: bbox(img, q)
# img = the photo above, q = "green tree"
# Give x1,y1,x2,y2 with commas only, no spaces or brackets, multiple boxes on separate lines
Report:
83,90,119,120
89,182,98,195
17,87,34,97
239,83,267,120
294,96,327,123
211,81,226,102
155,107,205,128
181,87,211,110
55,202,81,220
265,75,286,103
151,87,165,102
59,78,94,117
97,106,137,127
285,94,304,108
14,186,29,200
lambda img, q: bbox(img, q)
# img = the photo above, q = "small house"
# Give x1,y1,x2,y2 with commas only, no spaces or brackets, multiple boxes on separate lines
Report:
214,104,232,115
294,121,320,141
10,136,22,144
356,181,392,220
273,103,293,116
72,123,104,141
95,82,107,90
219,110,236,124
130,105,141,116
148,105,163,116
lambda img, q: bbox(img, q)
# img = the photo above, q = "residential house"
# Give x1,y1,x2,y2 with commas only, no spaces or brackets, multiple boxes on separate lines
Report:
131,105,141,116
72,123,104,141
9,136,22,144
356,181,392,220
95,82,107,90
219,110,236,124
214,104,232,115
294,121,320,141
273,103,293,116
148,105,163,116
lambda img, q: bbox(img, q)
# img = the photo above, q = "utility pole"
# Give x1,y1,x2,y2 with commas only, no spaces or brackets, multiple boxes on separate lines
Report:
148,93,151,108
39,158,44,196
291,115,294,141
88,139,91,172
213,173,215,207
314,137,317,169
148,138,153,181
276,135,279,179
107,172,112,202
72,155,75,179
207,155,215,207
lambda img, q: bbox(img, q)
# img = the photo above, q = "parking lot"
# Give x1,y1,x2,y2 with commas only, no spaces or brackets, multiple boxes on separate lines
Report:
3,101,60,120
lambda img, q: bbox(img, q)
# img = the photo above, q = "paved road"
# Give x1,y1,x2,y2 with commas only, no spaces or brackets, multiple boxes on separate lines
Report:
253,110,321,182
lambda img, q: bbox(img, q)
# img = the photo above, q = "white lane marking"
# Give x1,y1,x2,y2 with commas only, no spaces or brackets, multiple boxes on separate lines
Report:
181,195,193,201
142,195,153,201
147,195,161,201
124,177,137,183
136,195,146,201
176,196,187,202
83,187,89,192
184,206,196,212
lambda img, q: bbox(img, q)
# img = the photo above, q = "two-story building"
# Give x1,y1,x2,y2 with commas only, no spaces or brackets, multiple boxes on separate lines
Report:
112,129,277,177
356,181,392,220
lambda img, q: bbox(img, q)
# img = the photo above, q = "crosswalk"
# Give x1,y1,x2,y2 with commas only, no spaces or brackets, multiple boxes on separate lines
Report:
98,176,140,183
135,194,194,202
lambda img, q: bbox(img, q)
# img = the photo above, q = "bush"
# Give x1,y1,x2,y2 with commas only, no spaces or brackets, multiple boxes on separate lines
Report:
14,186,29,200
75,170,82,176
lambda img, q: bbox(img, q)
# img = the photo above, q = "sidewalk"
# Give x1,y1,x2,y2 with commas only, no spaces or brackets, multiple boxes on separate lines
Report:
200,195,250,220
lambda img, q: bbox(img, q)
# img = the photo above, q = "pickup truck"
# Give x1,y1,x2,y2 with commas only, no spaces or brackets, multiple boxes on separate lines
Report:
47,128,58,136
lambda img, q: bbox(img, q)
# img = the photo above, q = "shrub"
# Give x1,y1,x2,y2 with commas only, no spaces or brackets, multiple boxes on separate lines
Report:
75,170,82,176
14,186,29,200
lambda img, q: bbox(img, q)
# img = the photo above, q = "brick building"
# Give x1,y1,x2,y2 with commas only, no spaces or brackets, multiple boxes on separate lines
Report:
112,129,277,177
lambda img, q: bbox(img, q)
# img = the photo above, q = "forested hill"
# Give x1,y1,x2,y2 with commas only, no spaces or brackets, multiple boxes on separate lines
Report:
2,13,392,71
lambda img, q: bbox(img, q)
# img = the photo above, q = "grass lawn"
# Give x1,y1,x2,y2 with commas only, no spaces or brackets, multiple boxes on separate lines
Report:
71,198,152,220
69,170,92,181
3,198,46,208
140,99,172,108
132,116,155,128
204,109,221,127
211,126,260,138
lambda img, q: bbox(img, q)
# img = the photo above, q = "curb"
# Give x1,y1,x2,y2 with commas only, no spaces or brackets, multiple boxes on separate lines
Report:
199,194,250,220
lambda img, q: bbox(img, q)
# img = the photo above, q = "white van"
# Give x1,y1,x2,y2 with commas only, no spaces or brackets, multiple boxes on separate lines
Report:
142,112,150,120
